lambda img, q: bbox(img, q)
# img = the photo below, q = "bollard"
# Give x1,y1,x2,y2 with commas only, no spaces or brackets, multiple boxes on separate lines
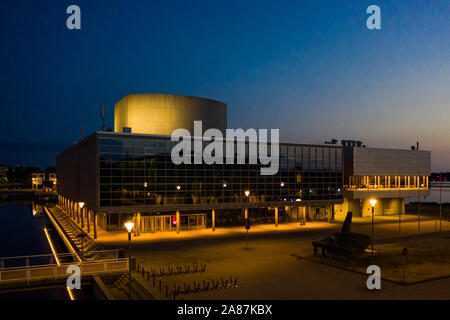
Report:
146,271,150,281
158,280,162,292
402,248,408,282
152,274,156,287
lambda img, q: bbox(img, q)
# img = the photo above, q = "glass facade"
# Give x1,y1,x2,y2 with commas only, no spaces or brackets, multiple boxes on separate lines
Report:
98,135,343,208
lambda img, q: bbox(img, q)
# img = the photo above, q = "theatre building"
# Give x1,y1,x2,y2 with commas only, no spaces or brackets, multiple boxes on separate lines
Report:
56,94,430,238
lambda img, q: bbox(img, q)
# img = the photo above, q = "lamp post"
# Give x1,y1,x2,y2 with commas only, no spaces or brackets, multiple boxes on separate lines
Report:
369,199,377,257
244,190,250,249
439,173,442,250
78,202,85,229
417,178,423,245
124,221,134,298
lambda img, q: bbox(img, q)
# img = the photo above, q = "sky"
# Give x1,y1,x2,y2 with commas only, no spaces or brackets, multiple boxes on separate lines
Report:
0,0,448,170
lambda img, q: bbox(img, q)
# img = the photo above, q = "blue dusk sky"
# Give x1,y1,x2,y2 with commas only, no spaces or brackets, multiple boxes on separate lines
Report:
0,0,448,170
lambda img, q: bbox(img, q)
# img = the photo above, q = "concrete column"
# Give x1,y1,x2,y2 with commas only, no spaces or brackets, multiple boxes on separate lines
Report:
275,207,278,227
212,209,215,231
327,205,332,223
176,211,180,234
302,207,306,225
86,209,90,233
137,212,141,236
93,212,98,239
81,207,84,228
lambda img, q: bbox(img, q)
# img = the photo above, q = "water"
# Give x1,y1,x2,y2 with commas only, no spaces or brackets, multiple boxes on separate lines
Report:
0,201,69,300
406,185,450,204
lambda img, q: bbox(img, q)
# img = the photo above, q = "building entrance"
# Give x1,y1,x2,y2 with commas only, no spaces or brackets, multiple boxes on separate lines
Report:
141,213,206,233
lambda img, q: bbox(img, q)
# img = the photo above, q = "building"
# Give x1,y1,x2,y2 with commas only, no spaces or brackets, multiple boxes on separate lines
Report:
335,146,431,217
0,165,6,180
32,171,57,190
56,93,430,238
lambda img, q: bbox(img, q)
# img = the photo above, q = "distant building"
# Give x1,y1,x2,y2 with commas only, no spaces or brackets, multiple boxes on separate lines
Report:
32,171,57,190
0,165,6,178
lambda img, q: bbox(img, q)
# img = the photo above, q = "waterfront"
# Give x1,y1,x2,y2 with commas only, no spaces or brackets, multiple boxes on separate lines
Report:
0,202,69,300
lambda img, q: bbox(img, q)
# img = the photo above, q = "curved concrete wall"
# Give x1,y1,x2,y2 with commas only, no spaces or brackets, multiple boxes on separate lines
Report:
114,94,227,135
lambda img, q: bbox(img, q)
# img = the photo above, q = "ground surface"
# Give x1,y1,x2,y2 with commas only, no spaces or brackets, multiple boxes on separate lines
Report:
97,215,450,299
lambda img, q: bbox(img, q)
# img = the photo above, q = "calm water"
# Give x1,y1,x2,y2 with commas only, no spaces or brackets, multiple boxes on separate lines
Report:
406,186,450,204
0,201,69,300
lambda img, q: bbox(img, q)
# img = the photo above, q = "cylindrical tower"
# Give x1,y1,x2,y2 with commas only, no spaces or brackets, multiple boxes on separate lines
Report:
114,94,227,135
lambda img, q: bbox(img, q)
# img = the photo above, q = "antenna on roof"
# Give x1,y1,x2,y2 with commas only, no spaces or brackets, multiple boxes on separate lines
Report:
100,104,105,131
80,124,83,141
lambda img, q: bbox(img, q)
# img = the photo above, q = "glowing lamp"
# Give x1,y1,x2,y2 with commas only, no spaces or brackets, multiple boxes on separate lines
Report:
124,221,134,233
176,185,181,190
244,190,250,197
280,182,285,187
78,202,85,209
369,199,377,207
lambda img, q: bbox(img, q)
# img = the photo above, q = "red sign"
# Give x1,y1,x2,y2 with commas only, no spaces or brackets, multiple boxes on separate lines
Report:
172,216,177,225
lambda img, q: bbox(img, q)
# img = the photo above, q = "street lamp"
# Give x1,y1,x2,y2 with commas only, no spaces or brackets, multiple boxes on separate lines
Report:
124,221,134,298
244,190,250,197
78,202,85,228
369,199,377,256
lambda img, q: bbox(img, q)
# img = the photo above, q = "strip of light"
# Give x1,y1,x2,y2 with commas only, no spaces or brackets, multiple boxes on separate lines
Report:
66,286,75,300
43,226,61,266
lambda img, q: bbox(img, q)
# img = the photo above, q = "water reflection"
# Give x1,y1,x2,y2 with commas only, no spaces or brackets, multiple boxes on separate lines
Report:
0,201,70,300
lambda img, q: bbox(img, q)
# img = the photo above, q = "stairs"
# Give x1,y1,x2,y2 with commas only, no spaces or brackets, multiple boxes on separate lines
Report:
48,206,101,259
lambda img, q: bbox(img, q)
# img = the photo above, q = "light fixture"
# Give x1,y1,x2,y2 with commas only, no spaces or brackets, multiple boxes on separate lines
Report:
78,202,85,209
295,198,302,202
369,199,377,207
244,190,250,197
124,221,135,233
176,185,181,190
223,183,227,188
280,182,285,187
144,182,148,187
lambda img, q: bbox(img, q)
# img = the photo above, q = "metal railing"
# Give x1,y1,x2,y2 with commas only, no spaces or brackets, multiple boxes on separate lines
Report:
0,250,127,285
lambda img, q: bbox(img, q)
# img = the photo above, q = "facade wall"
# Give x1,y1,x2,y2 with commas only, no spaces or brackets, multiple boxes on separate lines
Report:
114,94,227,135
348,147,431,176
56,135,98,209
97,132,343,213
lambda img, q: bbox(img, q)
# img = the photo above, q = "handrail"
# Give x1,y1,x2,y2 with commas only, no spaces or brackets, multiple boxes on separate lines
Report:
0,250,119,267
0,258,127,272
0,258,129,284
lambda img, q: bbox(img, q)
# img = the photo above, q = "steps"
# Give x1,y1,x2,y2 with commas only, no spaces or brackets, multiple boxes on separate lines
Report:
48,206,101,259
